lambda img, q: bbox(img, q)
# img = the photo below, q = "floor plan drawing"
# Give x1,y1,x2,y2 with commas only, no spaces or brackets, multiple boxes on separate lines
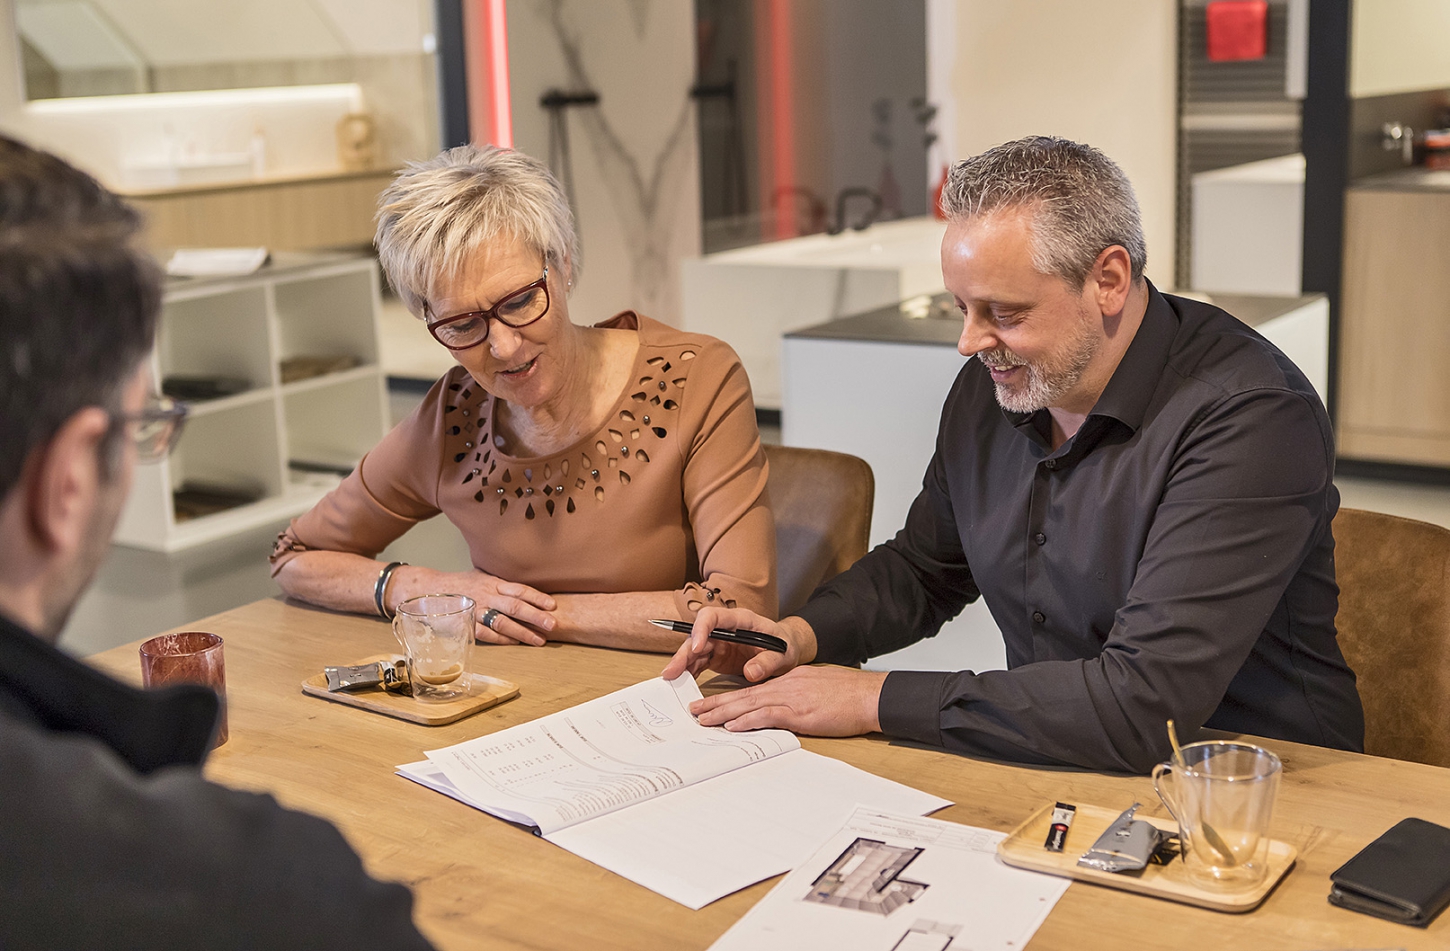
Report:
804,837,929,915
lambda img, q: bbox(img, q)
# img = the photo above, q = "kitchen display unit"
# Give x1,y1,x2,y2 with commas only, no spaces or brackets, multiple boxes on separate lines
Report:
114,252,389,551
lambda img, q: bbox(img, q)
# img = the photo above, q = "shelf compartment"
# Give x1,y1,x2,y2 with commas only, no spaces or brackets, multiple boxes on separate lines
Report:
273,264,380,374
283,372,388,474
167,398,283,523
158,286,273,393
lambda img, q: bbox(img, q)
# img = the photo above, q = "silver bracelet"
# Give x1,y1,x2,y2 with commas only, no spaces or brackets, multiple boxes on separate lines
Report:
374,561,406,619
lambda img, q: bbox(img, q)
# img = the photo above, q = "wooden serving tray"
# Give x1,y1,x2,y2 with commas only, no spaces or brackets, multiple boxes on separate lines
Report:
997,801,1296,913
301,653,519,726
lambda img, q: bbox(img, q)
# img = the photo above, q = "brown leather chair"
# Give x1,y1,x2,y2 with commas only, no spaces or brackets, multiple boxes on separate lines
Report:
764,445,875,616
1333,507,1450,768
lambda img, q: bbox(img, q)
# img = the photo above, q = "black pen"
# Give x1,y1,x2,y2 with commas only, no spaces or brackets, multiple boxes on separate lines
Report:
648,618,788,653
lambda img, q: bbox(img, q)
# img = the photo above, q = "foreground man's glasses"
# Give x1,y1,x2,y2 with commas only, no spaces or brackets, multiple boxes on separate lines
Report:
114,394,189,462
426,264,552,351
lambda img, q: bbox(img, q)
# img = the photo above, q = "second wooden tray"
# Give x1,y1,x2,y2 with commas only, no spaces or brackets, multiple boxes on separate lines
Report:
301,653,519,726
997,801,1296,913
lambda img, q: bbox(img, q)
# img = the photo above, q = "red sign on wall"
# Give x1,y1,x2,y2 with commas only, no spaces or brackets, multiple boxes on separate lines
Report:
1206,0,1268,63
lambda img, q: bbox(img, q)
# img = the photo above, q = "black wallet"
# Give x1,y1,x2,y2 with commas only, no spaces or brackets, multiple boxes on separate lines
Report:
1328,817,1450,927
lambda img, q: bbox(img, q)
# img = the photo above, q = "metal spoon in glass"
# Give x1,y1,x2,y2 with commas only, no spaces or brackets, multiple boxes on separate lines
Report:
1166,719,1238,867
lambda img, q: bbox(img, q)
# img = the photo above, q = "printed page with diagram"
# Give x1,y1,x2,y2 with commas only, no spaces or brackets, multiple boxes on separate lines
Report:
710,807,1069,950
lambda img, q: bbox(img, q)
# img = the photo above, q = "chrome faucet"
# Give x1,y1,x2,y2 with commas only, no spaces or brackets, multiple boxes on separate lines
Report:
828,187,883,235
1382,122,1415,165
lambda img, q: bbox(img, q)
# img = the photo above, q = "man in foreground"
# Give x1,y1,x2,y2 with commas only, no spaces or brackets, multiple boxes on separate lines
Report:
0,134,434,948
666,136,1363,774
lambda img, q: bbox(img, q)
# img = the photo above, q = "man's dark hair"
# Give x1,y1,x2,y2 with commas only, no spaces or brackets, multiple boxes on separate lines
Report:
0,134,160,498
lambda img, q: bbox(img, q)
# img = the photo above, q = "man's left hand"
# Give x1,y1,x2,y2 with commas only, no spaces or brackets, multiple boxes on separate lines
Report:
689,666,889,737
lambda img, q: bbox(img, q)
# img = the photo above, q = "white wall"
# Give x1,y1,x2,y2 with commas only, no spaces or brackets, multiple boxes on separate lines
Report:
1351,0,1450,98
946,0,1179,287
505,0,701,327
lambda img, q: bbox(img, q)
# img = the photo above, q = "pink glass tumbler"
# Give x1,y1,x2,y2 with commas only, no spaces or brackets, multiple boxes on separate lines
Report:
138,631,228,747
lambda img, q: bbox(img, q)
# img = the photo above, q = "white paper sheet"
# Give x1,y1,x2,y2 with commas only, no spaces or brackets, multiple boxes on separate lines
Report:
398,752,949,909
398,677,951,908
709,807,1070,950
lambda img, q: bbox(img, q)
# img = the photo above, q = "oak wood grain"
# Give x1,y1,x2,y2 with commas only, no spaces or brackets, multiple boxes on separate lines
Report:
87,598,1450,950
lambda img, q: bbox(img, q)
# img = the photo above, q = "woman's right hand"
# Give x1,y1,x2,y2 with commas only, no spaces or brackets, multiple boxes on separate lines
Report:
455,571,557,646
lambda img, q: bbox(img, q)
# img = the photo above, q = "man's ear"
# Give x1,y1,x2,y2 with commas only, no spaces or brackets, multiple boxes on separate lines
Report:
26,407,111,559
1090,245,1134,317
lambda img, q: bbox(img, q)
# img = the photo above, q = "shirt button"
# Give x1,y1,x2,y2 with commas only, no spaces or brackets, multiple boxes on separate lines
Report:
1044,459,1058,470
1032,611,1046,624
1034,532,1046,546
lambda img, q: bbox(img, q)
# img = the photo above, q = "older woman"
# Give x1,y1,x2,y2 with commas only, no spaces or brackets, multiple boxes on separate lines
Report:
270,146,775,649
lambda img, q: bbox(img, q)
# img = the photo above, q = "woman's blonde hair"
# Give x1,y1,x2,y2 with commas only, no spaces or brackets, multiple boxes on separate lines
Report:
375,145,579,316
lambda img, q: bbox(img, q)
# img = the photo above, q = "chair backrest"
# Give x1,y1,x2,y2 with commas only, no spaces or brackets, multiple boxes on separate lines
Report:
1333,507,1450,768
764,444,874,617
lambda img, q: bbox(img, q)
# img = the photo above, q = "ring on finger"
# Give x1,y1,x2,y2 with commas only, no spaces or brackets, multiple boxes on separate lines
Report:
480,608,504,631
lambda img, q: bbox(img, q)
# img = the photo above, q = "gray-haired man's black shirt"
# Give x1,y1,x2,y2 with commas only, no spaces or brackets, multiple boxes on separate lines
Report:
798,284,1364,774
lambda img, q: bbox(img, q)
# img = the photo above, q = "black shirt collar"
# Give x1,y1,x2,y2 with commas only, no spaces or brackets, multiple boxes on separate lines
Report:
0,610,219,774
1088,280,1179,433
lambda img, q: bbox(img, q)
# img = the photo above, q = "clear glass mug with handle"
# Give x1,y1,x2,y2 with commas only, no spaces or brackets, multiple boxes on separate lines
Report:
392,594,475,702
1151,741,1282,890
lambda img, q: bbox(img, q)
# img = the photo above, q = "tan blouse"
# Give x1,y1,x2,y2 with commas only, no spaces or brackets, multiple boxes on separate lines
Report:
270,313,777,620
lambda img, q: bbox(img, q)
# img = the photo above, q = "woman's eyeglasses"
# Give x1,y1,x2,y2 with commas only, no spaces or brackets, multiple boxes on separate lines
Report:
426,264,552,351
112,394,189,462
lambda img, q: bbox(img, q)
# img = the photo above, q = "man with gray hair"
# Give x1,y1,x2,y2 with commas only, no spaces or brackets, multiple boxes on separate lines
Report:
666,135,1364,774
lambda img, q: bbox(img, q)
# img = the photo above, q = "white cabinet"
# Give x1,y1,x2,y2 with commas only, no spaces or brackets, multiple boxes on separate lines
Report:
114,253,389,552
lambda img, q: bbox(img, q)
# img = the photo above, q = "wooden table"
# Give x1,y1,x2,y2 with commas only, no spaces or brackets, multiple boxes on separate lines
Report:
89,598,1450,950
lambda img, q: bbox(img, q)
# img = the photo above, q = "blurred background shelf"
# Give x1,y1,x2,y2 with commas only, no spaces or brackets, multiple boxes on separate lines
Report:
113,252,388,552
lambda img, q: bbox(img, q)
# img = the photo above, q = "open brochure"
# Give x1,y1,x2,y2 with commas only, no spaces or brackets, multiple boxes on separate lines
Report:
709,806,1070,950
398,675,950,909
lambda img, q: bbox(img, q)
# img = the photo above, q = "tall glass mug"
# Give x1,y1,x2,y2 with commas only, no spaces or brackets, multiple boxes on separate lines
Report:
392,595,475,703
1152,741,1282,890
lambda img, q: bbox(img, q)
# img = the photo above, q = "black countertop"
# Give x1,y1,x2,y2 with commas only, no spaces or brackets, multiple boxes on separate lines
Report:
1350,167,1450,193
785,291,1326,347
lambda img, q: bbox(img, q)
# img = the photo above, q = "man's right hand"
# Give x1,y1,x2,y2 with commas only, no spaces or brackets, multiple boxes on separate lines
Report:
661,608,817,683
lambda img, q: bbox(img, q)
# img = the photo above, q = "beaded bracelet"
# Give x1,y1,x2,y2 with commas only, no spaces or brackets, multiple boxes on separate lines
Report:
374,561,407,619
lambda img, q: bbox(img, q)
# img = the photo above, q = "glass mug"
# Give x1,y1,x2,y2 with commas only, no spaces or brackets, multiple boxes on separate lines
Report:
1151,741,1281,890
392,595,475,703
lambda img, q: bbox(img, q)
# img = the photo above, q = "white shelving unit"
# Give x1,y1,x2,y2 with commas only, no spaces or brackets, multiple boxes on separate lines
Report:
114,252,389,552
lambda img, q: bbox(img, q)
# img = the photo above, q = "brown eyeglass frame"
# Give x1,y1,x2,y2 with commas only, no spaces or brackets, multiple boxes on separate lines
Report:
425,264,551,351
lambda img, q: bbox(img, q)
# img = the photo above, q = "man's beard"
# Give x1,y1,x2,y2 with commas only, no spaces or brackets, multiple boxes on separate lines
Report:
978,309,1101,414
